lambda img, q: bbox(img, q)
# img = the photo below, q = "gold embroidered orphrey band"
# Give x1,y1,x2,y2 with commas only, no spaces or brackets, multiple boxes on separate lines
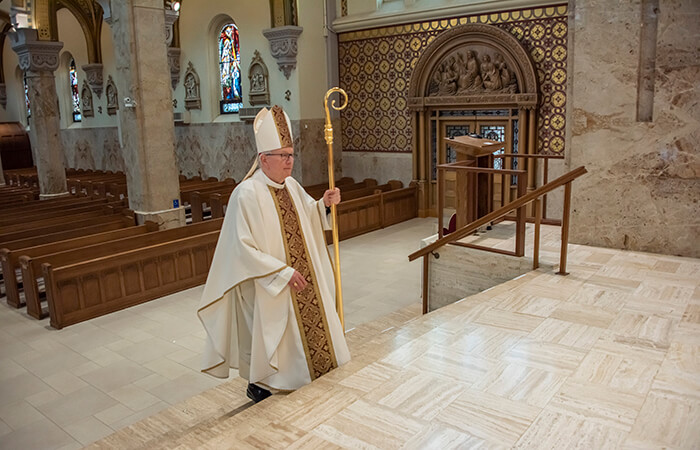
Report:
270,186,338,379
271,105,293,148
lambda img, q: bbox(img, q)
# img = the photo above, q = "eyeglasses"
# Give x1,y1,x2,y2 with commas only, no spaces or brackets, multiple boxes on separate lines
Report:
265,153,296,161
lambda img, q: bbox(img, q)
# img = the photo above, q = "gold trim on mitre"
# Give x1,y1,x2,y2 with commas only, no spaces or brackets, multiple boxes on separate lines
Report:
271,105,293,148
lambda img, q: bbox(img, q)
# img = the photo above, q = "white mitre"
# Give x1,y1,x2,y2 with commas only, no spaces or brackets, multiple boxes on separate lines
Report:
253,105,293,153
244,105,294,180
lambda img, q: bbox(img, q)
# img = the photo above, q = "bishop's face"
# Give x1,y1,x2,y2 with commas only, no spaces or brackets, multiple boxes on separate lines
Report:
260,147,295,184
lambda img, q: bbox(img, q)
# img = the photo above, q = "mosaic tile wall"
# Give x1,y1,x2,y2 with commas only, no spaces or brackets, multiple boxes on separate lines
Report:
338,5,568,155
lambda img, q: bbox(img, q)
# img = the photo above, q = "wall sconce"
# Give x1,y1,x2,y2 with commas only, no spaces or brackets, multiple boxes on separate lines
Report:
285,90,291,101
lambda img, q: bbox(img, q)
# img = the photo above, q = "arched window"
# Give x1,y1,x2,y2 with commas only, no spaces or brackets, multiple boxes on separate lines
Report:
218,22,242,114
23,73,30,120
69,58,81,122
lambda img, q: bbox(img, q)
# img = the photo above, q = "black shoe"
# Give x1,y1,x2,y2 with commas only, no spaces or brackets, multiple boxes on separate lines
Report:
246,383,272,403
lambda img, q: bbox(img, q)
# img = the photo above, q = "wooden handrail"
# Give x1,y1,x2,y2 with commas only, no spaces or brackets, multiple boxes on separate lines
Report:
409,165,587,262
494,153,565,159
437,164,526,176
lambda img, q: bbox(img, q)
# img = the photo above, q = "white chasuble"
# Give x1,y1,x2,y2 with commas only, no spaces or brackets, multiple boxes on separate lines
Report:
198,170,350,390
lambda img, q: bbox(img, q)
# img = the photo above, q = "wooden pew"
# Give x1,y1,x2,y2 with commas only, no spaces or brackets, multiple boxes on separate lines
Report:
0,198,119,227
0,210,133,244
341,180,403,202
0,217,134,251
0,195,96,217
44,230,220,329
180,179,235,205
381,183,419,227
305,178,375,200
189,183,238,223
20,219,223,319
0,202,127,236
1,222,158,309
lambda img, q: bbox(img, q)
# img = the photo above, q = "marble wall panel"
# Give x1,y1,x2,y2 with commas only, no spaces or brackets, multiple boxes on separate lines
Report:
59,119,342,186
61,127,124,173
568,0,700,258
296,118,342,186
174,122,256,182
424,236,538,312
343,152,413,186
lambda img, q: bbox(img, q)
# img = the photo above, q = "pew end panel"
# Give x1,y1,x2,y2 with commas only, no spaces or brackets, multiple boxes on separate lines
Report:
44,231,220,329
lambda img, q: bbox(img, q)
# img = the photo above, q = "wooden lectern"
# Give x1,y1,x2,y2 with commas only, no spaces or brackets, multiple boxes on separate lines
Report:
443,135,504,229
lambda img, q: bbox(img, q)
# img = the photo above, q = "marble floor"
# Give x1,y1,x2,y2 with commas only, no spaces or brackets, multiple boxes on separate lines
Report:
2,218,699,449
0,218,436,449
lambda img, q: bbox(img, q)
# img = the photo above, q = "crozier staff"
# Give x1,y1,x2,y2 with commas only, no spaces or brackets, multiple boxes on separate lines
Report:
198,105,350,403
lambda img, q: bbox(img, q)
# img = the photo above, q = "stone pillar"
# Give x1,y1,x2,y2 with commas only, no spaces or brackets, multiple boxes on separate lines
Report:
10,29,68,198
106,0,184,228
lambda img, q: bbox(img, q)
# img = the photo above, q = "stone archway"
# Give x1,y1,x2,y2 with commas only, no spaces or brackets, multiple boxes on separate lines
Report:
408,23,540,217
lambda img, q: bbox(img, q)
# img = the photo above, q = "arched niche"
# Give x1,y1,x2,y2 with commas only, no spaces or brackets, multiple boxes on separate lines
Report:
408,23,540,217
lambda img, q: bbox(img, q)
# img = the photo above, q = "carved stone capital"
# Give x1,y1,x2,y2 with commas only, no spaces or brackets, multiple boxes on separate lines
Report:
164,8,179,47
10,28,63,75
0,84,6,109
82,63,104,98
262,25,303,79
168,47,181,89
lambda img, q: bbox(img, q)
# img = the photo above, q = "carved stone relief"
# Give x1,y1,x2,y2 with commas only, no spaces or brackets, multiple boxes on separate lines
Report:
428,48,518,96
82,63,104,98
106,75,118,115
183,61,201,110
81,79,94,117
248,50,270,105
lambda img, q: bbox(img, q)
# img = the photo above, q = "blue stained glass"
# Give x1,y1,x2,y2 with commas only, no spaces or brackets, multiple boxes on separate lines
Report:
70,59,81,122
219,23,242,113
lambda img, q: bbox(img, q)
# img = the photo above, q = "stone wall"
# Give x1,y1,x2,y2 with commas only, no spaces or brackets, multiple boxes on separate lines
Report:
424,235,550,312
568,0,700,257
60,118,340,186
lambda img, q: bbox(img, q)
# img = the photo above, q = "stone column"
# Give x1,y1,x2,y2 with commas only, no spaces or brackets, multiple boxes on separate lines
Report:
10,29,68,198
105,0,184,228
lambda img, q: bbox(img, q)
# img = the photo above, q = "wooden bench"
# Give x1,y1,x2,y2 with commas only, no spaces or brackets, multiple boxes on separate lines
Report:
305,178,376,200
1,222,158,310
20,219,223,319
180,179,235,205
0,201,127,236
334,182,419,240
0,210,134,245
189,183,238,223
0,195,97,217
0,197,120,227
44,230,220,329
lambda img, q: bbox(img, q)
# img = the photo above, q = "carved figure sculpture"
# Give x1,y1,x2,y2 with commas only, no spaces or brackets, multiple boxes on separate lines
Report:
436,61,457,96
457,50,483,92
184,62,202,110
106,76,118,115
494,53,517,93
81,81,94,117
480,54,503,91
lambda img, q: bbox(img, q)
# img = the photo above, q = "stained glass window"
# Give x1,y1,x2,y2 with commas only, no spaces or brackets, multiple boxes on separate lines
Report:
70,59,81,122
218,22,242,114
23,73,30,120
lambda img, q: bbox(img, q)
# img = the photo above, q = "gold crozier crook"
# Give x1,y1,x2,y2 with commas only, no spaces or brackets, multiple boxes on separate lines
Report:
323,87,348,331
